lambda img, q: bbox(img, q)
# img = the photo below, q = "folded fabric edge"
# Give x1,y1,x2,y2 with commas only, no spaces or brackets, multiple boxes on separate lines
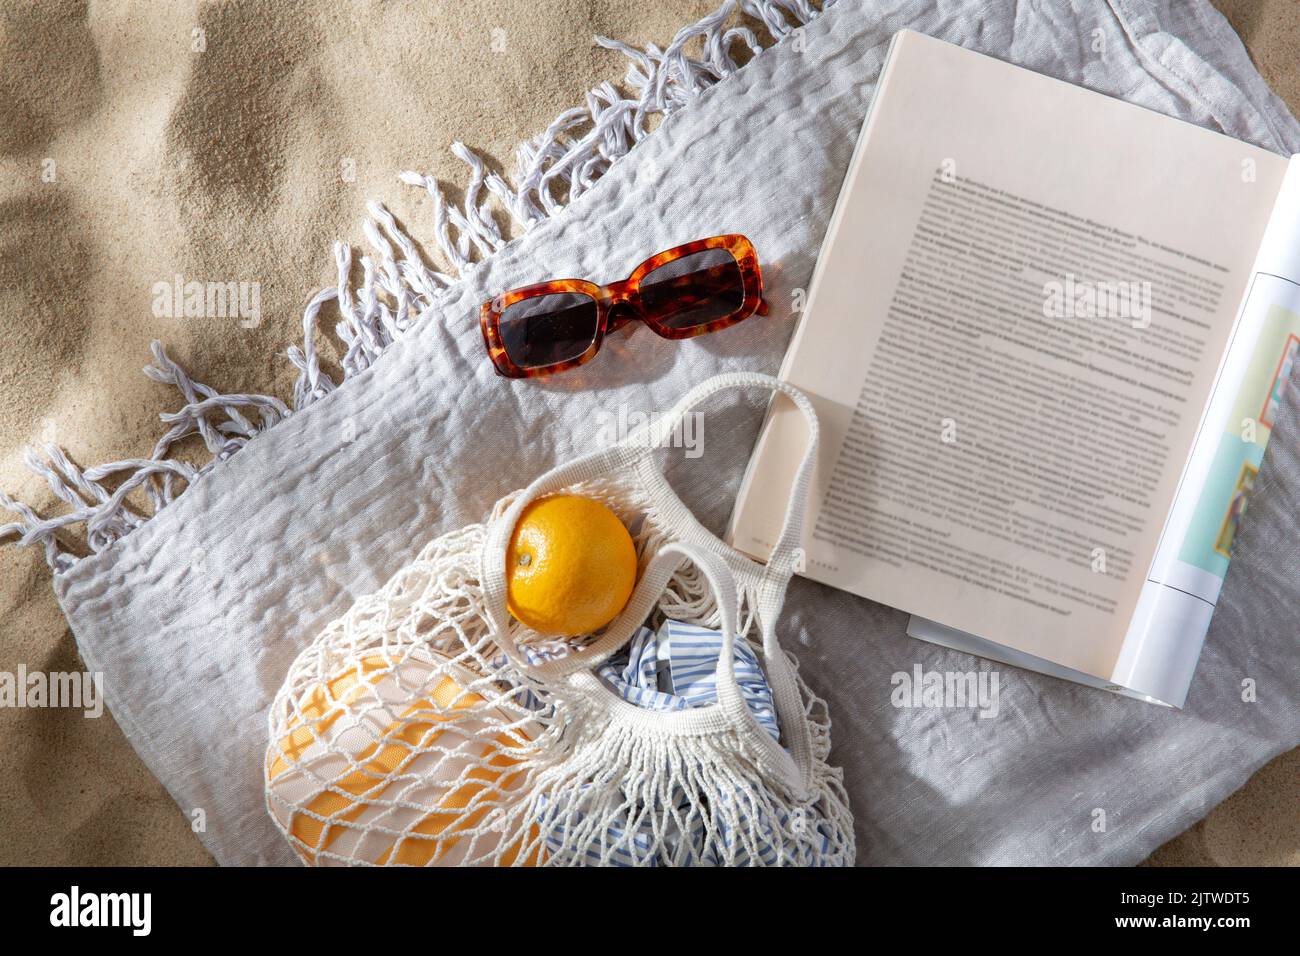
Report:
0,0,829,573
1115,723,1300,867
1109,0,1300,154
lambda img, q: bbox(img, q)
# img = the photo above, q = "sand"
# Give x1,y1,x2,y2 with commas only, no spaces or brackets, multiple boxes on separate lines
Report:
0,0,1294,866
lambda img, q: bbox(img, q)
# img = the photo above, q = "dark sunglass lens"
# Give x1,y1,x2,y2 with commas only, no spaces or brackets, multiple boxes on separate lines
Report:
639,249,745,330
499,292,599,369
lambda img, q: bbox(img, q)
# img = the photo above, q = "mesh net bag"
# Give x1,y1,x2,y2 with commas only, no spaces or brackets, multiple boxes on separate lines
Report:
264,372,855,866
264,523,553,866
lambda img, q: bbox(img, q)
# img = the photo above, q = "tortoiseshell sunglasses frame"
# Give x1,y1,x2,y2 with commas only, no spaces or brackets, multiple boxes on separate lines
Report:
480,234,768,378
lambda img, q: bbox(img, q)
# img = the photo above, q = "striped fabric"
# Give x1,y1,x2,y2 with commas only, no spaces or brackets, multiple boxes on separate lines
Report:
597,619,781,743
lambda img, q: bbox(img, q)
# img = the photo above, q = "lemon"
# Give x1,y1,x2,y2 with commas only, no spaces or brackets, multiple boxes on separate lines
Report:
506,494,637,637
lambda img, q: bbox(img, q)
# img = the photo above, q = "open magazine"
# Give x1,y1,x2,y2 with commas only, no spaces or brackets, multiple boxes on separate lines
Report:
728,30,1300,707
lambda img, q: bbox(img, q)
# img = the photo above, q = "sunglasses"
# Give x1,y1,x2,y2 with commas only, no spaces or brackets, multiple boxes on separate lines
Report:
480,234,768,378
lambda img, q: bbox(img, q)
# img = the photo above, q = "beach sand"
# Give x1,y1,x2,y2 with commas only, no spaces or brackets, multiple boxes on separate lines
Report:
0,0,1294,865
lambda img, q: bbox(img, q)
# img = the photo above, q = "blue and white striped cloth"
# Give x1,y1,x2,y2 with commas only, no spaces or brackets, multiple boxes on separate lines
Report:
596,619,781,743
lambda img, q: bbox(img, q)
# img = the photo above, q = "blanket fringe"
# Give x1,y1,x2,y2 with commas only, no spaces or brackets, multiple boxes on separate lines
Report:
1,0,827,570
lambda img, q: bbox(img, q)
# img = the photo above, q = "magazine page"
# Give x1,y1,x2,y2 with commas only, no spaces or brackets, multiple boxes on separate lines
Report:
728,31,1289,685
1106,155,1300,705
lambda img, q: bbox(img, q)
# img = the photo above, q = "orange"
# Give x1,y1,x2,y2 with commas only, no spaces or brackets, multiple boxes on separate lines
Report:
506,494,637,637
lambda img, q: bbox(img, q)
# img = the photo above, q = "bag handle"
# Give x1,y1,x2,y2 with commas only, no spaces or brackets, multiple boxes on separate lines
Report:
641,372,820,587
638,542,780,748
631,373,819,653
583,542,806,792
653,542,741,688
487,537,793,767
480,372,820,675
